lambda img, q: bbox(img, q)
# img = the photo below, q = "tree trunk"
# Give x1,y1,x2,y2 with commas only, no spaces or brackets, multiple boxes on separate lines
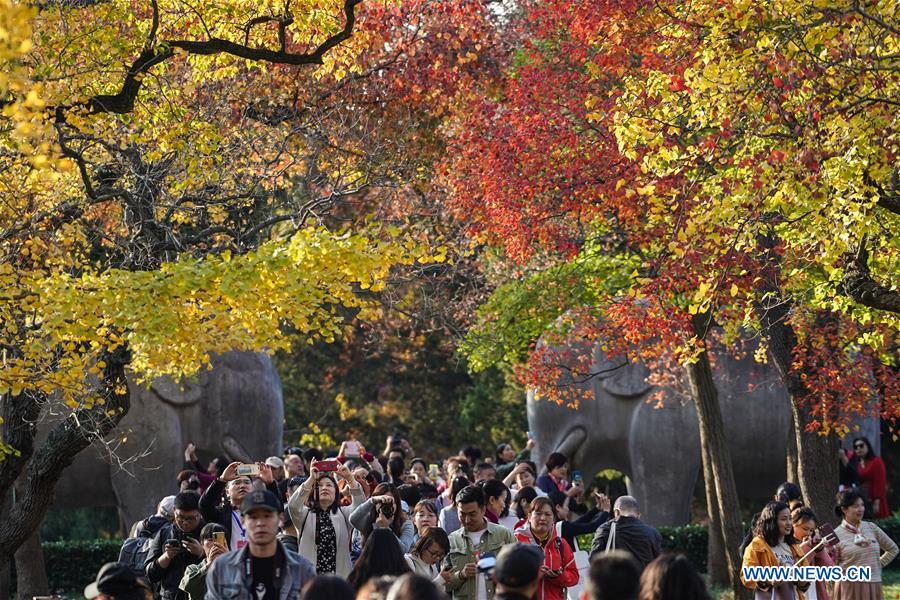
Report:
786,416,799,484
701,439,729,588
0,348,131,568
13,531,48,600
0,489,10,600
686,312,751,600
759,286,839,524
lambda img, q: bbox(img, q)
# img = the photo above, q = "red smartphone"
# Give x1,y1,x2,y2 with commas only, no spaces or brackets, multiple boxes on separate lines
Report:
818,523,836,544
317,459,339,472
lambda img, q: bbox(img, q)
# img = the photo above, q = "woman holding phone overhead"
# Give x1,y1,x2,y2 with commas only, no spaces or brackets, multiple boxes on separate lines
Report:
513,497,579,600
287,458,365,577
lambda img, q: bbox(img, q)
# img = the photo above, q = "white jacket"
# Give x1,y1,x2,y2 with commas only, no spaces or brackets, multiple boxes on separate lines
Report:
287,481,365,577
404,552,446,587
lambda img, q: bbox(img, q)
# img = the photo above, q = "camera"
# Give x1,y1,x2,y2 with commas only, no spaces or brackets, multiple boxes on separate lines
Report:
380,503,395,519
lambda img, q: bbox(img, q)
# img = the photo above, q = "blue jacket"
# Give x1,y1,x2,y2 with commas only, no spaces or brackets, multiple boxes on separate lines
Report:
205,541,315,600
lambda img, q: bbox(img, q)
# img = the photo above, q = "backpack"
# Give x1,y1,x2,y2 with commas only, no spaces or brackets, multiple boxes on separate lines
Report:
118,534,153,577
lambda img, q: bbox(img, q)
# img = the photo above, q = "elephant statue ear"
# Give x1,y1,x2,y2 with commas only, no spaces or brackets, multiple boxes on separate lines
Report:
596,350,652,398
150,370,209,406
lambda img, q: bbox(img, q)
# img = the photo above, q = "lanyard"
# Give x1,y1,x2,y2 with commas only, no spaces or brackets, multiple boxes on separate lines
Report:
232,510,247,538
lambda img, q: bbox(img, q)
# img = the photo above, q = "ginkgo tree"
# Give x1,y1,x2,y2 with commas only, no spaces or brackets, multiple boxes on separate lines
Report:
0,0,455,573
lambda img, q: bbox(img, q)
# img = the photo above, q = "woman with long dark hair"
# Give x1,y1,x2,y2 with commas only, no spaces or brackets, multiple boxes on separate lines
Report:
347,528,411,591
287,460,364,577
831,489,897,600
350,482,416,552
740,501,810,600
840,437,889,519
639,554,710,600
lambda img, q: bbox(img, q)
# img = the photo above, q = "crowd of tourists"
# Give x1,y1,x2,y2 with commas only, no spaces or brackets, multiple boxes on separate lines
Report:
88,433,897,600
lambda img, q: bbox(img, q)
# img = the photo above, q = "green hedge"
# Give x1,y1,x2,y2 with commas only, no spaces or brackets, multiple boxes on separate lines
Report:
9,539,122,595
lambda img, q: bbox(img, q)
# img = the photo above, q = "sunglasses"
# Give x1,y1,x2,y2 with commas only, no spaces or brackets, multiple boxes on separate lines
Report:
854,443,866,449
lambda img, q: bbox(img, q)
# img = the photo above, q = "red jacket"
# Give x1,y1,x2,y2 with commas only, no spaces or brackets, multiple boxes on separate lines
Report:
514,525,579,600
857,456,889,518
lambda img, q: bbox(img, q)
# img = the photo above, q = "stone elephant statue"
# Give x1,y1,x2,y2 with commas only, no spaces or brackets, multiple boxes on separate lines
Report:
527,340,794,526
47,351,283,528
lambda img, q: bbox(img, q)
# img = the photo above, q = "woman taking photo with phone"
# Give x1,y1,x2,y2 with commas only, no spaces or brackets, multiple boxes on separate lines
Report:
514,497,579,600
831,489,898,600
287,459,365,577
740,500,810,600
791,506,835,600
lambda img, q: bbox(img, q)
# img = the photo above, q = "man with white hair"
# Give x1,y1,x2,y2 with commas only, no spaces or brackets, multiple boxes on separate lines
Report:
588,495,661,570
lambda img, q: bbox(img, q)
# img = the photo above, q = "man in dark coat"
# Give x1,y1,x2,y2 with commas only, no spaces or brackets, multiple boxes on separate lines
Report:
589,495,661,570
144,493,205,600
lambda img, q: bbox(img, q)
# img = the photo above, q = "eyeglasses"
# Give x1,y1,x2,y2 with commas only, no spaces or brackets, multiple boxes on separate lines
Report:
175,514,200,523
422,546,446,561
854,443,866,449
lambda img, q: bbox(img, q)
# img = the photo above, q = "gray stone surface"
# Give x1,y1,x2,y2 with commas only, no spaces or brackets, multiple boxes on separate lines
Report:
527,340,794,526
49,351,283,527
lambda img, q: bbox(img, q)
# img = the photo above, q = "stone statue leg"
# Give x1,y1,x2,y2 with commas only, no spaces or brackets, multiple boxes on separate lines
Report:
627,397,702,526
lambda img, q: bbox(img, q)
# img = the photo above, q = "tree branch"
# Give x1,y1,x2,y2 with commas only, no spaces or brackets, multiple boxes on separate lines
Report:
840,239,900,314
68,0,362,116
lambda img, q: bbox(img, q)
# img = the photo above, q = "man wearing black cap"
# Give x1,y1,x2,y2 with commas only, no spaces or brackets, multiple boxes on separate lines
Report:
206,489,316,600
85,562,153,600
493,543,543,600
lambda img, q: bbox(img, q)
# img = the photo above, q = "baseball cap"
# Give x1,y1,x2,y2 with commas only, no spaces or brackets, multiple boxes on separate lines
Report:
265,456,284,469
493,543,544,587
288,475,308,487
240,489,282,514
84,562,144,599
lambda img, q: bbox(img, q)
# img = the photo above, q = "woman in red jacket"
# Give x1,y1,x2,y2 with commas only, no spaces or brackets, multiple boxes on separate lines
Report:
844,437,889,518
514,497,579,600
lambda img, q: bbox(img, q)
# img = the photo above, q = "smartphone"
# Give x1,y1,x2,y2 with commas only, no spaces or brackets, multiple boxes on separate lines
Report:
477,552,497,573
818,523,836,544
236,463,260,477
165,538,182,551
527,431,533,439
572,470,583,484
343,441,361,457
317,459,339,472
213,531,226,546
429,463,441,478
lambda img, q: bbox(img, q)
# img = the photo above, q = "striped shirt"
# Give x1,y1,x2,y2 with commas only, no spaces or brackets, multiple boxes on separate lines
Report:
832,520,898,582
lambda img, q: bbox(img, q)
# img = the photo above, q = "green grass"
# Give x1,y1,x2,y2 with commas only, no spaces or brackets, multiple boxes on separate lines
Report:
708,570,900,600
